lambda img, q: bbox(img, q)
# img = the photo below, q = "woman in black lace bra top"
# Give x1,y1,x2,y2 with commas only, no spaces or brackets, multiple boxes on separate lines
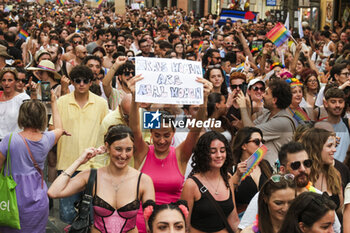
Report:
181,131,240,233
231,127,272,216
48,125,155,233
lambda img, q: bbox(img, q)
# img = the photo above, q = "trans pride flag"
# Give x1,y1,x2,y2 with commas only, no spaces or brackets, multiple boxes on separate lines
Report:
240,145,268,182
266,22,291,47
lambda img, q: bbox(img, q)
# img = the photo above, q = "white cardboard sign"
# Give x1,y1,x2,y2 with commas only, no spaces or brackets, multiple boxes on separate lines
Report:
135,57,203,105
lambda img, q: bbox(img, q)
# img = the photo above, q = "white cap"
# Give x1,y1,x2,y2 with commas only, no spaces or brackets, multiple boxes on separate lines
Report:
247,78,265,89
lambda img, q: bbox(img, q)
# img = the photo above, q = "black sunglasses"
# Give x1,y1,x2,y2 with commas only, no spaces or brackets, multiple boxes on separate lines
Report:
73,41,82,45
247,138,265,146
251,86,265,92
289,159,312,170
16,79,28,84
124,70,135,76
230,84,243,90
73,78,90,84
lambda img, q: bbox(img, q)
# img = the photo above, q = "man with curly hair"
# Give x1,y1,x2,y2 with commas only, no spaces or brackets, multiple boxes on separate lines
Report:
237,79,296,165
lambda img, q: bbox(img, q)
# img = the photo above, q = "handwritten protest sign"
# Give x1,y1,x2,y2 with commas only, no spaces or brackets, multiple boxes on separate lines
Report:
135,57,203,105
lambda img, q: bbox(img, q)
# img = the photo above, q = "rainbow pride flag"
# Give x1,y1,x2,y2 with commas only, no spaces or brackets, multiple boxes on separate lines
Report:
288,107,310,123
19,29,29,40
198,41,204,53
240,145,268,182
266,22,291,47
57,0,65,5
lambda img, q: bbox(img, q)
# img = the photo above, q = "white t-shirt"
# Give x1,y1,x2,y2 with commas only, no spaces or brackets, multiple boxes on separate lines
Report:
0,92,30,140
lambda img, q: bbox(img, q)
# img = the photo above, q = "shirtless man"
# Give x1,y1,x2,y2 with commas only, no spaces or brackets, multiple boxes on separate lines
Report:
66,45,87,75
61,34,83,62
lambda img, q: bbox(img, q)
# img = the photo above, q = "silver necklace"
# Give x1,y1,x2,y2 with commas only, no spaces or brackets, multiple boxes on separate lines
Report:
110,167,129,192
204,174,221,195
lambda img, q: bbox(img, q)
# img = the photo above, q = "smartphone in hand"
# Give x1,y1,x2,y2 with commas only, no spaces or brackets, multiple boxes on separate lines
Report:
41,81,51,102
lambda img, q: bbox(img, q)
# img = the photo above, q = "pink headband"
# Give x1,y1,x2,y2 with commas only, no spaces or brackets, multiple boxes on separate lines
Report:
37,65,56,72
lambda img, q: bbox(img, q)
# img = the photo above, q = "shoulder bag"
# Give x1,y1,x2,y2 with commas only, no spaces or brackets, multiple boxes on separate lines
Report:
69,168,97,233
0,134,21,229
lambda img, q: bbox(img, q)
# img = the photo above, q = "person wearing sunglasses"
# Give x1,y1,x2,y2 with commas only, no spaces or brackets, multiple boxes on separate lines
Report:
61,34,83,62
103,56,135,110
226,72,247,131
232,127,272,217
238,141,341,233
279,192,337,233
48,65,109,224
246,78,265,119
14,67,28,94
300,128,343,212
220,35,235,58
241,173,296,233
236,79,296,166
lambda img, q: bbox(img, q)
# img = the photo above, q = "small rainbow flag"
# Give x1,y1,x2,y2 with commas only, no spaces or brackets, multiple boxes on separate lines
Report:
288,107,310,123
19,29,29,41
57,0,65,5
266,22,291,47
240,145,268,182
198,41,204,53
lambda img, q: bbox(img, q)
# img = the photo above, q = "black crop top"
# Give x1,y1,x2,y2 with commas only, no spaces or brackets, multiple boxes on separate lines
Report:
190,176,234,232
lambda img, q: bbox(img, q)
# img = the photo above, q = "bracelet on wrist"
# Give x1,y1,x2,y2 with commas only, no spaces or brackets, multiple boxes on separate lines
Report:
62,170,72,178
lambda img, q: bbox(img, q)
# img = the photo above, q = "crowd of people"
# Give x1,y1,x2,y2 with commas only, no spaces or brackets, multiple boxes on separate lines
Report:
0,0,350,232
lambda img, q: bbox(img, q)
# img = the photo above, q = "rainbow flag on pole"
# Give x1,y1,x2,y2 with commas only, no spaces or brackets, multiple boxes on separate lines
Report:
19,29,29,40
266,22,291,47
240,145,268,182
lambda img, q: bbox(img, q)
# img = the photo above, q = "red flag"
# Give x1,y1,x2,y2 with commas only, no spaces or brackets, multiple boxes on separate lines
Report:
244,11,256,20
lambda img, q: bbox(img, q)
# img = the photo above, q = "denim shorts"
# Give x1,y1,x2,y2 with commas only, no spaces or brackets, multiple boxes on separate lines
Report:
57,170,82,224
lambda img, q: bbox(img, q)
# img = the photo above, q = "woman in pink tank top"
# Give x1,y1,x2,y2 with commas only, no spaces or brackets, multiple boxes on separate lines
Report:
128,75,213,233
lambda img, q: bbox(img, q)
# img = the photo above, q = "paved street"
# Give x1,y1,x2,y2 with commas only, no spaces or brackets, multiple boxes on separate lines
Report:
46,199,67,233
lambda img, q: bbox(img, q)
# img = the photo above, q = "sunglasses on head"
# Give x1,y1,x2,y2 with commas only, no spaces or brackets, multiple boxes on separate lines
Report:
289,159,312,170
247,138,265,146
207,64,221,69
270,174,295,183
73,78,90,84
251,86,265,92
230,84,243,90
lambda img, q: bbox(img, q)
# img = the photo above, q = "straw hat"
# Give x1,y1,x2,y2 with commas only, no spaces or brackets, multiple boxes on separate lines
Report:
27,60,61,80
0,45,14,59
34,49,50,63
